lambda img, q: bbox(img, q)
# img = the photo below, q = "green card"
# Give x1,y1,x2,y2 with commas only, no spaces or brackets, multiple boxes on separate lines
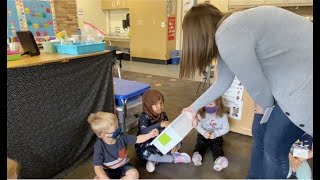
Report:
158,133,172,146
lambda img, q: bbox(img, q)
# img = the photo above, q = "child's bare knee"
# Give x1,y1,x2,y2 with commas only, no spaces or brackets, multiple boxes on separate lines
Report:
125,168,139,179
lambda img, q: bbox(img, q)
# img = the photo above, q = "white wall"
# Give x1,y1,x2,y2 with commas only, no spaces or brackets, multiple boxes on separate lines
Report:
76,0,108,34
108,9,129,36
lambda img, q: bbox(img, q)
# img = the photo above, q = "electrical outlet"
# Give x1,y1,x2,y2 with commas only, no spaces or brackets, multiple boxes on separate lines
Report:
161,22,166,28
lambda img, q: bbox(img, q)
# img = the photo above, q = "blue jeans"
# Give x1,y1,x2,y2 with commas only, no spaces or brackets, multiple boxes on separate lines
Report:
247,103,305,179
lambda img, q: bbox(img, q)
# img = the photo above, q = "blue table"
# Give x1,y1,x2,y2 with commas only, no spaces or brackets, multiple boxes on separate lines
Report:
113,78,150,131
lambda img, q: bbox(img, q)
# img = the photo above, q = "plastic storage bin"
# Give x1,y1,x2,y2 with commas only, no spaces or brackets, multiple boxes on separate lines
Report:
170,50,180,65
43,41,60,53
55,42,106,55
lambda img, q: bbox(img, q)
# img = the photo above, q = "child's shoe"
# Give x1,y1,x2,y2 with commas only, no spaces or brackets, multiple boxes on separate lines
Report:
146,161,157,172
213,156,228,171
192,152,202,166
172,152,191,163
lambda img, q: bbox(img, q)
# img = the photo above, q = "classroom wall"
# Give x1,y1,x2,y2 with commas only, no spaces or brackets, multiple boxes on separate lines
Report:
283,6,313,20
76,0,108,35
108,9,129,35
54,0,78,35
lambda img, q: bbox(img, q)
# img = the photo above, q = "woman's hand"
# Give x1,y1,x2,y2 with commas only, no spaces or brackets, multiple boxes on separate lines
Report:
182,107,197,127
254,103,265,115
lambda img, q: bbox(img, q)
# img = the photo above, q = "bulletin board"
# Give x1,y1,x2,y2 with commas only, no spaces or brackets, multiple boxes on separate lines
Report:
7,0,57,38
7,0,22,37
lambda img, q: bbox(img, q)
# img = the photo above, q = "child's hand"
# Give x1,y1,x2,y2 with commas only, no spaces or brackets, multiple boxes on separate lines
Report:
149,129,159,138
204,132,211,139
289,153,302,173
209,133,215,139
160,121,170,128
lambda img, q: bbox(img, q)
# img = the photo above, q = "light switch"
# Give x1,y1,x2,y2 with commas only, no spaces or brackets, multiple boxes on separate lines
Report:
161,22,166,28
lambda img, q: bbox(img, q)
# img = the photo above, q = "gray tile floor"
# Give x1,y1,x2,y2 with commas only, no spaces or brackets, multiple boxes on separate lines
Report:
120,60,204,82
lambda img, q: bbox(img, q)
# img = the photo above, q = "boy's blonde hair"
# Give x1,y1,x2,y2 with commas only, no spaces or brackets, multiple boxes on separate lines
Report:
7,158,19,179
87,112,118,137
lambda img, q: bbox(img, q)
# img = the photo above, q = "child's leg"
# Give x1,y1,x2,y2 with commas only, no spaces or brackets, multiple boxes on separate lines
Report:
296,160,312,179
118,163,138,179
145,154,174,173
147,154,174,163
209,136,224,161
121,168,139,179
209,137,228,171
193,133,209,157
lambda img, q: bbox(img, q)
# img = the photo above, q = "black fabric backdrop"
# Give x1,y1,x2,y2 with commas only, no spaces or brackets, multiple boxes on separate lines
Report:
7,52,115,178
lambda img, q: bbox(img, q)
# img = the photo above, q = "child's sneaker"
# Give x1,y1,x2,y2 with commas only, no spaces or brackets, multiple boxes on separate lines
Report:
146,161,157,172
192,152,202,166
213,156,228,171
172,152,191,163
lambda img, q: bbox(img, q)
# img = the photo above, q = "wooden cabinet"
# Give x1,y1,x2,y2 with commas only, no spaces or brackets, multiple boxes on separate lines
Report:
229,0,246,6
264,0,285,5
197,0,229,12
246,0,265,5
130,0,176,61
213,61,254,136
101,0,127,9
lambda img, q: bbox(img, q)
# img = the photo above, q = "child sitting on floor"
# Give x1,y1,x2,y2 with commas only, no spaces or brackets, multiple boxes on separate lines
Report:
287,133,313,179
135,89,191,173
192,96,229,171
87,112,159,179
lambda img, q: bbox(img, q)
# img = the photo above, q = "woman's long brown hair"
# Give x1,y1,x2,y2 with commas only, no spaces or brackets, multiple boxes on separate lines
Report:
179,3,247,79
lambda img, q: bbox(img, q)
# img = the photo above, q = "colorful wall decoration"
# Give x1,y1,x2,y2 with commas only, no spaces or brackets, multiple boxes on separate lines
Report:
7,0,57,38
7,0,21,37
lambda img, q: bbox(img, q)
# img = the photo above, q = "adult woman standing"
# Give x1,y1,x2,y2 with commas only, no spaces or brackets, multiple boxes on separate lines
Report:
180,4,312,179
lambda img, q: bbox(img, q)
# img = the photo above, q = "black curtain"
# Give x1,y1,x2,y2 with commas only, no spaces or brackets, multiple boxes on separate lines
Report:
7,52,115,178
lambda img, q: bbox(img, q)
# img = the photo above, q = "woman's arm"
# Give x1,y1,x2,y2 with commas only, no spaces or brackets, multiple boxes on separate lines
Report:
190,57,235,112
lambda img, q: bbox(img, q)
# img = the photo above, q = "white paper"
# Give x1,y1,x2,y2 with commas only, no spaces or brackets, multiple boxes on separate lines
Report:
293,147,309,159
151,112,193,154
222,96,243,120
223,77,244,102
222,77,244,120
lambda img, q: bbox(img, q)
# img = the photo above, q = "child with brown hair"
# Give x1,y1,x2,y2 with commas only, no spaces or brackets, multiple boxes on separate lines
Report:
192,96,230,171
135,89,191,173
87,112,158,179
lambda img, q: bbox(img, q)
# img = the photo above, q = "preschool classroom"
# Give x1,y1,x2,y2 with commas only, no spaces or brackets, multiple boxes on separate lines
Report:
7,0,313,179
